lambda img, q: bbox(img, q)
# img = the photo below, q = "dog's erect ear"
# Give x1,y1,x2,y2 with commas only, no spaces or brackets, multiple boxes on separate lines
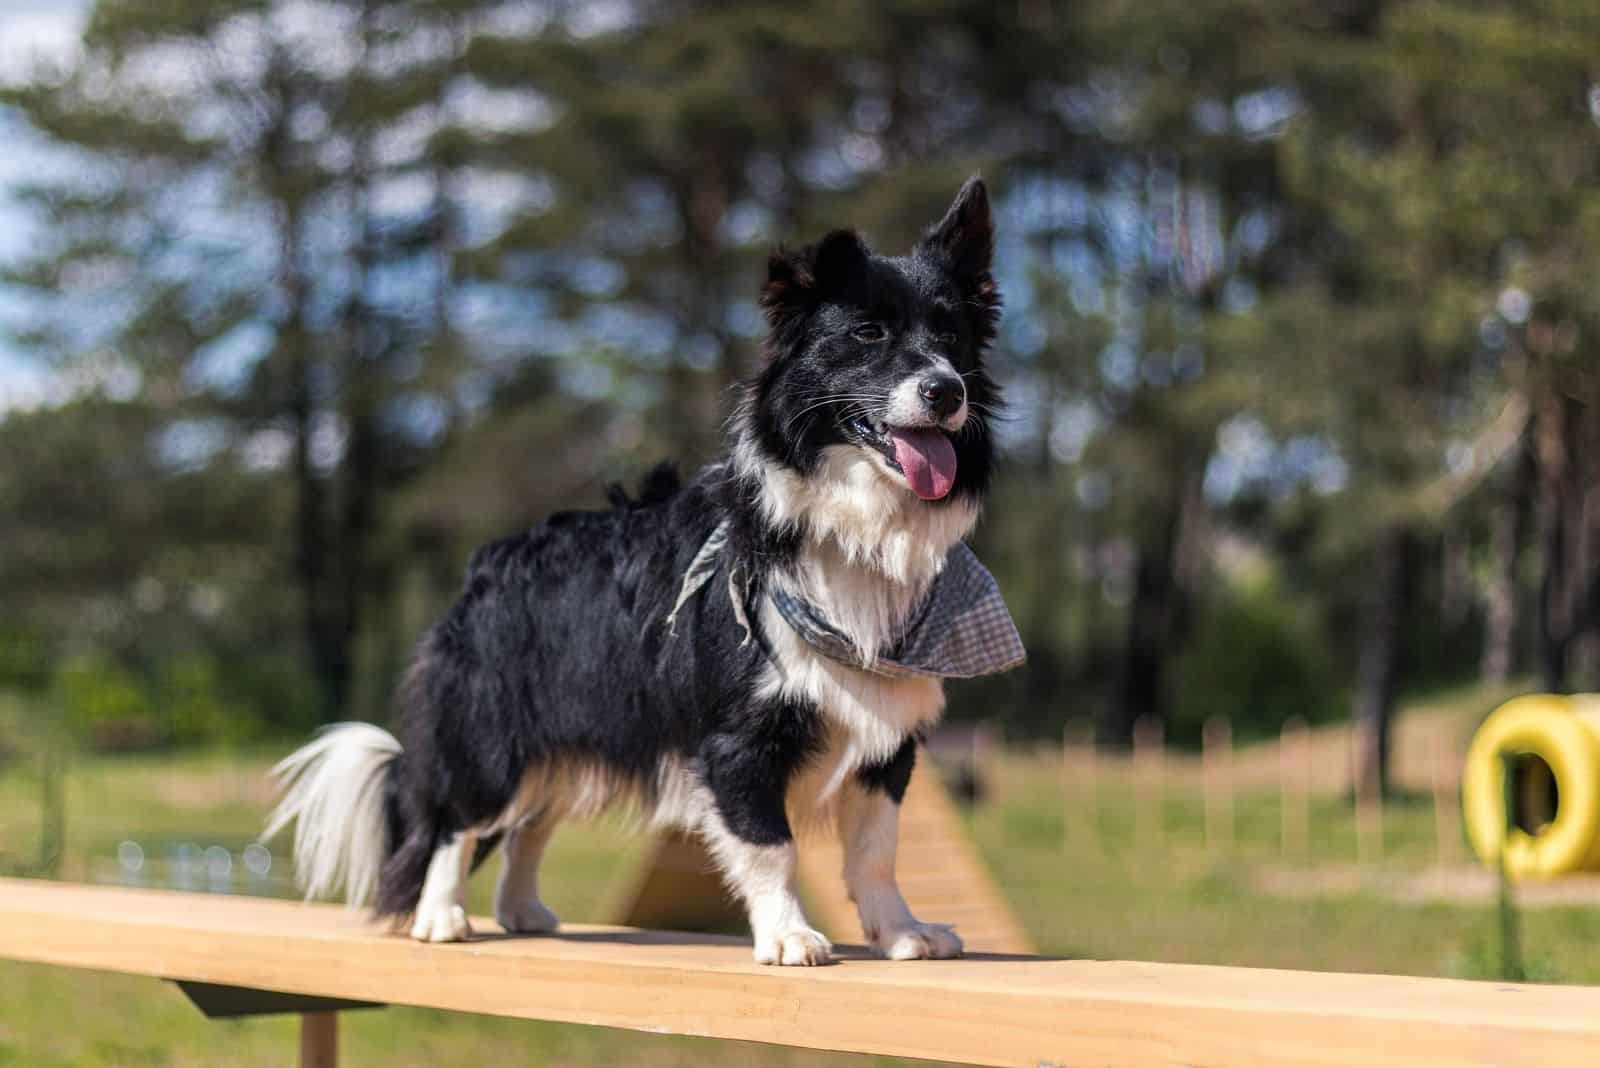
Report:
761,229,868,325
920,177,1000,346
919,176,993,282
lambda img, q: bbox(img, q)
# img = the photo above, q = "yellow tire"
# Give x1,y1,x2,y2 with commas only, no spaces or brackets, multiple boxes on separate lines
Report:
1462,694,1600,878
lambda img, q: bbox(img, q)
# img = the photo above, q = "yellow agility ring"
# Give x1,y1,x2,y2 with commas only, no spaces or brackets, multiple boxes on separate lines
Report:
1463,694,1600,878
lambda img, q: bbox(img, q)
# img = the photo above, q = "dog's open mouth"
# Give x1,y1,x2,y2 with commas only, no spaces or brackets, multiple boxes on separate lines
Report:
849,417,958,501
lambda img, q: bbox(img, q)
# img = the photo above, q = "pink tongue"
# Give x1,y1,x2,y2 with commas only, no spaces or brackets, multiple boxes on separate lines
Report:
888,427,958,500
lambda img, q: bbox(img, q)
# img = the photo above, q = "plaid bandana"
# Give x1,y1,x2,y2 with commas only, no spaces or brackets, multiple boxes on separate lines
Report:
667,521,1026,680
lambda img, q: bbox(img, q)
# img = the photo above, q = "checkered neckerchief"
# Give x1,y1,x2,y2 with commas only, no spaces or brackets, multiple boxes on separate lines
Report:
667,520,1026,680
769,542,1026,679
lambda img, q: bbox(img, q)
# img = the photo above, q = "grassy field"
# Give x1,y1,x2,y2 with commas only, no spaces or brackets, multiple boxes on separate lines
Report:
3,686,1598,1066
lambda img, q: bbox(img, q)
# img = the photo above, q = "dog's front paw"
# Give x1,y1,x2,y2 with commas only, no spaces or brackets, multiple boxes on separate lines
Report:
495,898,560,935
753,927,833,967
410,902,472,943
874,922,963,961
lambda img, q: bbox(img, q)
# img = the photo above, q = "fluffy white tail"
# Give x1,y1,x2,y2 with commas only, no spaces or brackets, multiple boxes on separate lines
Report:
262,722,400,908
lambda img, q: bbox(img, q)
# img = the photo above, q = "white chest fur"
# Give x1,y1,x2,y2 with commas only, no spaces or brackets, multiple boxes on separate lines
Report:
736,437,980,813
759,594,947,775
756,519,962,810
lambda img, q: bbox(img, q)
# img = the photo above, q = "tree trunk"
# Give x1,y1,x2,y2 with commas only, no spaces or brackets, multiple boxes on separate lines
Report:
1353,528,1416,801
264,44,348,719
669,165,732,461
1481,428,1532,684
1535,388,1581,691
285,220,349,716
1020,389,1072,728
1574,399,1600,688
1104,470,1196,747
1537,370,1600,690
335,0,383,720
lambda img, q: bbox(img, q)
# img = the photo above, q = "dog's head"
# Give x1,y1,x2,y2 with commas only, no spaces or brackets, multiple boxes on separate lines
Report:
743,177,1001,509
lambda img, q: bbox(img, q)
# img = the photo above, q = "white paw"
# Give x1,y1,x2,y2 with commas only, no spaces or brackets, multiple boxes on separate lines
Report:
875,922,963,961
753,927,833,966
410,902,472,943
495,898,560,934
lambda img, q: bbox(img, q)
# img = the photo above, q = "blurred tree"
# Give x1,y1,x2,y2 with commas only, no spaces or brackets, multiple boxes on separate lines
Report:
1265,0,1600,794
3,0,1590,759
0,388,306,738
1,0,503,718
466,0,1114,445
1023,0,1300,744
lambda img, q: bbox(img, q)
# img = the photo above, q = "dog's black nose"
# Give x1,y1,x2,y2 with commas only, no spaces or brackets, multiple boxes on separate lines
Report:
919,375,965,419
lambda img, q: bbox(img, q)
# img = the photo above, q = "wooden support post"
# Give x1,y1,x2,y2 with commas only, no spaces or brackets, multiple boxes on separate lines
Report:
1133,716,1164,854
1063,719,1098,854
1280,717,1309,862
1202,716,1233,856
300,1012,337,1068
168,978,374,1068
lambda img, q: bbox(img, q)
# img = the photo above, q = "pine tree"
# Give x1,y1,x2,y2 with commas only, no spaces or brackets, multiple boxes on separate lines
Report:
1212,0,1600,792
2,1,483,717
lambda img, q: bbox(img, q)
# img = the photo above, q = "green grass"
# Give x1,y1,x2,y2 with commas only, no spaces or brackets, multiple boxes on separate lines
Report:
972,764,1600,983
3,688,1598,1065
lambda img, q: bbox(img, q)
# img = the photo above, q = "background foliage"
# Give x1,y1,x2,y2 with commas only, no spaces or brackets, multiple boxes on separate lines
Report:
3,0,1599,798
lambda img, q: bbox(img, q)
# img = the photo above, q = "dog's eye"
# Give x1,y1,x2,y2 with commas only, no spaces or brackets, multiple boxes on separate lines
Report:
852,324,888,344
935,331,958,345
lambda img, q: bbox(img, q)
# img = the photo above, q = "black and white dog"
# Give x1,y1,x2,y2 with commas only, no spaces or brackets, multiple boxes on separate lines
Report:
265,177,1023,966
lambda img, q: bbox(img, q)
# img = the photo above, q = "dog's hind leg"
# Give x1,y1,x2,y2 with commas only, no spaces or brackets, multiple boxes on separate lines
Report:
409,830,477,942
494,815,561,934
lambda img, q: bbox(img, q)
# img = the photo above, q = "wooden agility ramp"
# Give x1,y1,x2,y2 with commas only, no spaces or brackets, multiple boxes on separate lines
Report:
615,767,1033,953
5,877,1600,1067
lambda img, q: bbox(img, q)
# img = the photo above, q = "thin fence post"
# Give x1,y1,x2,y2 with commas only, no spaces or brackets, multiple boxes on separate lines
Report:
39,748,65,878
1134,716,1164,854
1280,717,1308,863
1431,734,1461,866
1498,753,1524,982
1203,715,1234,856
1063,719,1098,854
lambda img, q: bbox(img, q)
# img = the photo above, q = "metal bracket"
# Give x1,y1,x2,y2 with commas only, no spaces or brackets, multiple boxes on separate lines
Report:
171,980,384,1019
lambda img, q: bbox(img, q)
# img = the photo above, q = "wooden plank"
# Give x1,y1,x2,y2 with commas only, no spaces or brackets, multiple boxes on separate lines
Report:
2,879,1599,1066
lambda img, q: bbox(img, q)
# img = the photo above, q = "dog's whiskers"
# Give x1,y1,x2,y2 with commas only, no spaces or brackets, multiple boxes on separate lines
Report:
782,392,891,435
